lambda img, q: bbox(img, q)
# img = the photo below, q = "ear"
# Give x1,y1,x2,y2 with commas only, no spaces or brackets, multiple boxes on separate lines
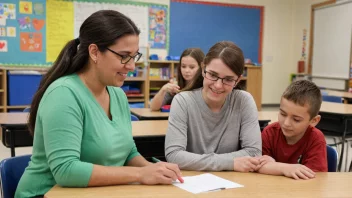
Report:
309,115,321,127
236,75,242,85
88,44,99,64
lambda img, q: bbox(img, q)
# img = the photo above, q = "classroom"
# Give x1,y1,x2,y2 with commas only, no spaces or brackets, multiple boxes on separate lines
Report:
1,0,352,197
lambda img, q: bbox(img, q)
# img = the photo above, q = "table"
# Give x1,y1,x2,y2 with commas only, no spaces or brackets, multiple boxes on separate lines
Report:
319,102,352,171
44,171,352,198
324,90,352,104
130,108,169,120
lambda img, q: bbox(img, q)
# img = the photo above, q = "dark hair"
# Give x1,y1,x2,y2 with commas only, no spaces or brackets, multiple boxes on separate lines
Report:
28,10,140,135
282,80,322,119
203,41,244,77
177,48,205,89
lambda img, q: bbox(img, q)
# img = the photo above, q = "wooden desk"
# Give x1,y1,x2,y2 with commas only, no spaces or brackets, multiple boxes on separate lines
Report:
130,108,169,120
132,120,168,136
324,90,352,103
258,111,278,124
45,171,352,198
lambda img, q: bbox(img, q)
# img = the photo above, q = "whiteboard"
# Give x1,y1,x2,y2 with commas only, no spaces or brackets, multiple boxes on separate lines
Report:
312,2,352,79
74,2,148,47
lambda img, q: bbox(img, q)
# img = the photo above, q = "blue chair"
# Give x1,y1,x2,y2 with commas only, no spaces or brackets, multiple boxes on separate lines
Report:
131,114,139,121
326,145,338,172
0,155,31,198
23,107,30,112
322,95,342,103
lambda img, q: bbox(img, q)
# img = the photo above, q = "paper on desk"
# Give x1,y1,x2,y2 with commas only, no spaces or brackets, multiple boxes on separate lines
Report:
173,173,243,194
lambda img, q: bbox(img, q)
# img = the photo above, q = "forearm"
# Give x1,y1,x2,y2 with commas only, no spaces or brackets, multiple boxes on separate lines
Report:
88,165,141,186
127,155,152,167
150,89,166,111
256,162,287,176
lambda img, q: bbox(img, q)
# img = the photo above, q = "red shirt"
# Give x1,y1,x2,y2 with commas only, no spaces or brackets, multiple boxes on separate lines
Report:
262,122,327,172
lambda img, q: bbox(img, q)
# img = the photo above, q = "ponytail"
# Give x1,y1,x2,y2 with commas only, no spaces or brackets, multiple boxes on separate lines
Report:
28,39,87,135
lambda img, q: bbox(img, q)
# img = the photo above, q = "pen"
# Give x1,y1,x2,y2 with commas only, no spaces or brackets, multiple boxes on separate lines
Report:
151,157,184,183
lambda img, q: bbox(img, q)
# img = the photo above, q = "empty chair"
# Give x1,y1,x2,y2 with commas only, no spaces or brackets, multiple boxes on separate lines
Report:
326,145,338,172
322,95,342,103
0,155,31,198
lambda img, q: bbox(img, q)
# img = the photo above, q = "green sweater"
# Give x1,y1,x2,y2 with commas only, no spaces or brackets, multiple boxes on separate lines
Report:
15,74,140,198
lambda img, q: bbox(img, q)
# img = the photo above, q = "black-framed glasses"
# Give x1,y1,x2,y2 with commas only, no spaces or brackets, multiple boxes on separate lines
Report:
106,47,142,64
204,69,240,87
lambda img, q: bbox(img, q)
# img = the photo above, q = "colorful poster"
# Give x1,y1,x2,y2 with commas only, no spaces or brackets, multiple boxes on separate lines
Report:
7,27,16,37
46,0,74,62
0,3,16,19
0,27,6,36
0,40,8,52
20,32,42,52
33,3,44,15
18,16,31,30
19,1,32,14
0,17,6,26
148,5,167,49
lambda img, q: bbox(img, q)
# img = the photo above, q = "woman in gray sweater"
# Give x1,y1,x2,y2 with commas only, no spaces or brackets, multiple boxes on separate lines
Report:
165,41,262,172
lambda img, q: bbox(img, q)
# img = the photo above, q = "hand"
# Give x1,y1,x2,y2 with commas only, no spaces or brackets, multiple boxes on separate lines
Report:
255,155,275,170
138,162,184,184
162,82,180,94
282,164,316,180
233,156,260,172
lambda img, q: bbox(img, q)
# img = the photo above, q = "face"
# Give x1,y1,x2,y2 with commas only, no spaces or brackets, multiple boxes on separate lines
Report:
92,34,140,87
180,56,200,82
202,58,240,107
278,98,320,144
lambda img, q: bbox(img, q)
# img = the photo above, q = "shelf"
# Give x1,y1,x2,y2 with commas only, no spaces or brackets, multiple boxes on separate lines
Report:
150,79,169,82
241,77,247,80
128,98,145,102
0,106,4,109
7,105,29,109
126,94,144,98
245,65,261,68
125,77,146,81
148,60,179,64
0,89,4,92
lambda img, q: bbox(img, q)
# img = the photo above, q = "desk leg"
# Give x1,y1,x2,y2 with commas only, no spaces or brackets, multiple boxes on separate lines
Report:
338,119,348,172
8,129,15,157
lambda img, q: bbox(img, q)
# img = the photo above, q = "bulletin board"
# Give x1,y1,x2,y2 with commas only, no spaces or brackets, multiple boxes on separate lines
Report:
170,0,264,63
0,0,168,67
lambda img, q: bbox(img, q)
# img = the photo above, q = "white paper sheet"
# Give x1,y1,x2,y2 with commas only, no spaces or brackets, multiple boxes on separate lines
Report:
173,173,243,194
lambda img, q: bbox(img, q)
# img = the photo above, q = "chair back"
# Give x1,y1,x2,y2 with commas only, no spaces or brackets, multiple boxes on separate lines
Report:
322,95,342,103
0,155,31,198
326,145,338,172
131,114,139,121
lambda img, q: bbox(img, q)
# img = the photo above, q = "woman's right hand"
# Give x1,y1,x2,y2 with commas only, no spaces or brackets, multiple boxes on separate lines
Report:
138,162,184,185
233,156,260,172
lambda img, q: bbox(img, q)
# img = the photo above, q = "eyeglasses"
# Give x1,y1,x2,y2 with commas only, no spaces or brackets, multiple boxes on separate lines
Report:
106,47,142,64
203,69,239,87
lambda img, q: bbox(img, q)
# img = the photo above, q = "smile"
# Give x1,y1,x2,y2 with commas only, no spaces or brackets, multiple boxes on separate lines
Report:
117,72,127,77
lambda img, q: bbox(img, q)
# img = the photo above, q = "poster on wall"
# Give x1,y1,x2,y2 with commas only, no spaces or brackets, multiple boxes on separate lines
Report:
0,0,47,66
148,5,167,49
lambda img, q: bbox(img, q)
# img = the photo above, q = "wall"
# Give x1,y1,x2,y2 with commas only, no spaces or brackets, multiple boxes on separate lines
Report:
137,0,327,104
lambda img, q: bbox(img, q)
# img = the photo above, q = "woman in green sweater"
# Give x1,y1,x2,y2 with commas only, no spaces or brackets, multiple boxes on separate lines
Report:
15,10,182,198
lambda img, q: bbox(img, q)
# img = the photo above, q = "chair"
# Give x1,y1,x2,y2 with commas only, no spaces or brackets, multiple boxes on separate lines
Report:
131,114,139,121
326,145,338,172
23,107,30,112
0,155,31,198
322,95,343,103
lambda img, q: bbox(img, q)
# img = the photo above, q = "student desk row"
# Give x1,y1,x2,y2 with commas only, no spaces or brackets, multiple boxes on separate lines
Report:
324,90,352,104
0,111,277,158
44,171,352,198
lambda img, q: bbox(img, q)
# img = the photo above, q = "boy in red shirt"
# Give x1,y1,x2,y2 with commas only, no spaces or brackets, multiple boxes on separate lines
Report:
257,80,327,179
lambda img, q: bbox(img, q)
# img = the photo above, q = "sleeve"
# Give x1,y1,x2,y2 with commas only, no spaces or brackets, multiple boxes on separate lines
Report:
115,87,141,164
237,92,262,157
41,86,93,187
161,92,174,106
165,93,257,171
261,126,274,156
301,133,327,172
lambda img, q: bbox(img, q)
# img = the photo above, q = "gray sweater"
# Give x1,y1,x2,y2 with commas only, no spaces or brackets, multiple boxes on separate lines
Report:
165,88,261,171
